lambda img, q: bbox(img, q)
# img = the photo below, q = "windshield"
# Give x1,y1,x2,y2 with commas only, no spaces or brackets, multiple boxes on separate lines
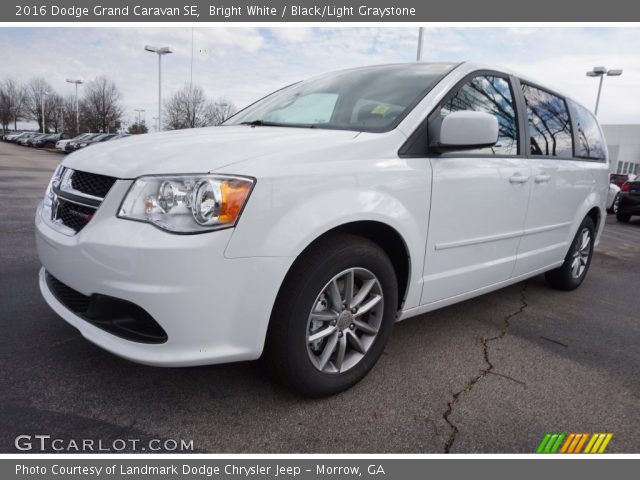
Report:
224,63,457,132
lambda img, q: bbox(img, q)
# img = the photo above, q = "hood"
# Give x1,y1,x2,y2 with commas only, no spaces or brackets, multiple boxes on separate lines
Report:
62,126,360,179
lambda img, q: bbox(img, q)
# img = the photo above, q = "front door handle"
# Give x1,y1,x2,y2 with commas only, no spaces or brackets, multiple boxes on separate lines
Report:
535,174,551,183
509,174,530,184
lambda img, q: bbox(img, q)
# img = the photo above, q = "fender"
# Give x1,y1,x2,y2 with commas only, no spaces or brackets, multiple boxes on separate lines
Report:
567,163,609,247
225,177,430,310
569,189,606,249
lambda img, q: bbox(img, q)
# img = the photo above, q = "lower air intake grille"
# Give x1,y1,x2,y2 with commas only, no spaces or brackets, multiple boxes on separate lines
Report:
56,198,94,232
45,272,168,344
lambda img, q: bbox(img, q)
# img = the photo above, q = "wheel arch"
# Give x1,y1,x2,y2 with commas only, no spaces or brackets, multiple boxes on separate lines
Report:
274,220,411,314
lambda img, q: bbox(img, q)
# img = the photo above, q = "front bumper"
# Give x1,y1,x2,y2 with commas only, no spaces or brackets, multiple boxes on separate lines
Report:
618,194,640,215
36,179,292,367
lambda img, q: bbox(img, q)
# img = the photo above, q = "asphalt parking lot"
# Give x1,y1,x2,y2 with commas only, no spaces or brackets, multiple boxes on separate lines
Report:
1,140,639,453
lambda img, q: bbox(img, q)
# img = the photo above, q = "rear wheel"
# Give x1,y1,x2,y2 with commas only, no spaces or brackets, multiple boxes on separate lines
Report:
545,217,595,291
266,233,398,397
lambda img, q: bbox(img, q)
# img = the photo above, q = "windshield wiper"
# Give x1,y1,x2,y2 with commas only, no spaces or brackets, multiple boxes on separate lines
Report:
240,120,283,127
239,120,316,128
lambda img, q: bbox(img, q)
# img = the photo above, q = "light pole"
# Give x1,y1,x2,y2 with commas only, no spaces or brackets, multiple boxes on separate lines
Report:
66,79,83,134
416,27,424,61
134,109,145,124
586,66,623,116
152,116,159,132
144,45,173,132
41,91,49,133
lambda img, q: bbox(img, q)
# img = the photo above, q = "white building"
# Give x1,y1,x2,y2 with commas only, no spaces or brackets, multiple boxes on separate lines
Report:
601,124,640,175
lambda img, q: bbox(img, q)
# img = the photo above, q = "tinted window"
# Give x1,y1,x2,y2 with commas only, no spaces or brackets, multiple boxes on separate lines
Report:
439,75,518,155
522,83,573,157
570,101,605,160
225,63,456,132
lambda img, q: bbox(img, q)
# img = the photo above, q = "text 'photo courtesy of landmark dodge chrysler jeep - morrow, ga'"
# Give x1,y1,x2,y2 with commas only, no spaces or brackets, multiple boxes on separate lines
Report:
36,62,609,397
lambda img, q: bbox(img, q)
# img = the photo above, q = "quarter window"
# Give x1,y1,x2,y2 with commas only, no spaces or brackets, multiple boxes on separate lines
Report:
521,83,573,157
440,75,518,155
570,101,606,160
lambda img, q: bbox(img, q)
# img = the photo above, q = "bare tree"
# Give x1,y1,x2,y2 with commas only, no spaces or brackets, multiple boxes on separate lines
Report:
25,77,56,132
0,78,27,130
81,76,124,133
127,121,148,135
163,84,210,130
164,85,237,130
59,94,79,134
47,94,66,133
207,97,237,126
0,83,9,131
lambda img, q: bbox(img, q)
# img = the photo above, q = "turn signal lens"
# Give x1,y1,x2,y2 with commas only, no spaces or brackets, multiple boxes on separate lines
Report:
219,181,253,224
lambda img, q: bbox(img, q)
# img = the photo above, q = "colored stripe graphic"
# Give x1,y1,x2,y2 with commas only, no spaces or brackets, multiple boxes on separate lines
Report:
536,433,552,453
584,434,597,453
598,433,613,453
574,433,589,453
559,433,575,453
536,433,612,453
550,433,565,453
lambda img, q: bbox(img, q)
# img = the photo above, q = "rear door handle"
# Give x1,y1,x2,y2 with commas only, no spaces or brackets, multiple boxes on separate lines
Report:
509,174,530,184
535,174,551,183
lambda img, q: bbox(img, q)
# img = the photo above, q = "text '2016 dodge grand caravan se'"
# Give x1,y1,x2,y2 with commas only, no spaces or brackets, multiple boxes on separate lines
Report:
36,62,609,397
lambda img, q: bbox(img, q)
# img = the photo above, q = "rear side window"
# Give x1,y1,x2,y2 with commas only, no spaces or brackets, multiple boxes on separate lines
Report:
439,75,518,155
570,101,606,160
521,83,573,157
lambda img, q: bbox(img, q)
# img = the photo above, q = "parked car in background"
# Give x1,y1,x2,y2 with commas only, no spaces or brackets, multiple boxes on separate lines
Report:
110,133,131,141
616,180,640,222
26,134,48,147
610,173,637,188
607,182,621,214
36,62,611,397
81,133,117,148
65,133,103,152
32,133,71,149
18,133,41,146
2,131,24,141
56,133,92,152
3,131,28,142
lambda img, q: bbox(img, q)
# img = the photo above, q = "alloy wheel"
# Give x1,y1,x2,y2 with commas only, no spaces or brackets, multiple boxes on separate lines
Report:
306,268,384,374
570,227,591,279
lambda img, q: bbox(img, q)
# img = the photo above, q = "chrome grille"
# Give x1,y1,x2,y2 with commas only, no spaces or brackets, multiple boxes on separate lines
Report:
70,170,117,198
48,168,117,235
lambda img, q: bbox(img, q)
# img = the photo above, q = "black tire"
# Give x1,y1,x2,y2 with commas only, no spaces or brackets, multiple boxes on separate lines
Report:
545,216,595,291
612,194,620,215
616,212,631,223
265,232,398,398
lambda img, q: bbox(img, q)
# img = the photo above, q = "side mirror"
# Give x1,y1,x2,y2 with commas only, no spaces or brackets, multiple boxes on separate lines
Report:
435,111,499,151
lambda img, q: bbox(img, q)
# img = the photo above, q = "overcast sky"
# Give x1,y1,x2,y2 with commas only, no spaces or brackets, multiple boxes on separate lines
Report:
1,26,639,128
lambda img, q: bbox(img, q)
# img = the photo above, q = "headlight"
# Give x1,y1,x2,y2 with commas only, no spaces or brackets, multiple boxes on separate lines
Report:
118,174,255,233
43,163,65,214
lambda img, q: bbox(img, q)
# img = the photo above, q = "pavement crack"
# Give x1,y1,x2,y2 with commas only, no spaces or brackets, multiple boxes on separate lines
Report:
442,281,528,453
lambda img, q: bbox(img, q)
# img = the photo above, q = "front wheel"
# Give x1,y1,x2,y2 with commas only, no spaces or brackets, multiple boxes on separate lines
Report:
265,233,398,397
545,217,595,291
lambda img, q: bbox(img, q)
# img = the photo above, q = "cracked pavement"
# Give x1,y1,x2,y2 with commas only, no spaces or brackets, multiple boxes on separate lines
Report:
1,141,639,453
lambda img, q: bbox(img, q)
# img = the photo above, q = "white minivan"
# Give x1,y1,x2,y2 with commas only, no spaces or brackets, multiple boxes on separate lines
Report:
36,62,609,396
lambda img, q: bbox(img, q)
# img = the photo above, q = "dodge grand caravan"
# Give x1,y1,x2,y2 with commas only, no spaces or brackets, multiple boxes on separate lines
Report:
36,62,609,397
